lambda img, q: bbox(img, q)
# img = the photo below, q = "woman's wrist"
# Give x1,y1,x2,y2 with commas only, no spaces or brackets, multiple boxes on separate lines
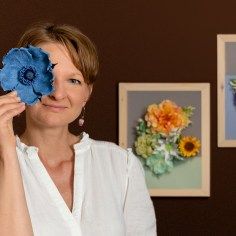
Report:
0,147,18,165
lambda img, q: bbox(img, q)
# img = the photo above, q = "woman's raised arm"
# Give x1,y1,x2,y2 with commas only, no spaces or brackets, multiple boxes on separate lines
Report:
0,91,33,236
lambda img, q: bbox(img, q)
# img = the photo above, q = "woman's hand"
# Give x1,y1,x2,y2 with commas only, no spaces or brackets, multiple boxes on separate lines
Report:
0,91,33,235
0,91,25,152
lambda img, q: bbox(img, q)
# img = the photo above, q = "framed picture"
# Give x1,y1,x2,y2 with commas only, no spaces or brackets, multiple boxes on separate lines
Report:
119,83,210,197
217,35,236,147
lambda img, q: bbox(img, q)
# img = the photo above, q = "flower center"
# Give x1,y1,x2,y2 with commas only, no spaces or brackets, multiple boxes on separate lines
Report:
19,66,37,85
184,142,194,151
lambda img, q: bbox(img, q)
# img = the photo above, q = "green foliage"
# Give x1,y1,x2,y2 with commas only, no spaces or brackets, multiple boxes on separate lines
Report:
182,106,195,118
230,79,236,90
146,152,173,175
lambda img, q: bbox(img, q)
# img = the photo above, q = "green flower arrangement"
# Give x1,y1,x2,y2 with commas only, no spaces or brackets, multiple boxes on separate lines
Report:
134,100,201,176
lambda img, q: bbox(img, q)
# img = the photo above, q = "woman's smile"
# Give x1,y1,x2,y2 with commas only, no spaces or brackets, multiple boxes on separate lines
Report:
43,104,68,112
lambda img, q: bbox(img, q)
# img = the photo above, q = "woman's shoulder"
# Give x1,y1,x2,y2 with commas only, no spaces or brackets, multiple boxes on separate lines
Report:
91,139,125,151
74,132,137,163
90,138,129,157
89,138,145,177
83,133,131,156
90,138,139,165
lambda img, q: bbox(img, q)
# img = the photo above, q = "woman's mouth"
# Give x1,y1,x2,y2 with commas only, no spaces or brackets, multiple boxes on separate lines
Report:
43,104,67,112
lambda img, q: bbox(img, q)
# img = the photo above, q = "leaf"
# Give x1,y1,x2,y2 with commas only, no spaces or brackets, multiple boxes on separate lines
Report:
145,152,174,175
182,106,195,118
230,79,236,90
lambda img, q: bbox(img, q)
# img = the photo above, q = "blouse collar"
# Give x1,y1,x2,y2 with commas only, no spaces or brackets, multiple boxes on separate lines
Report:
15,132,92,154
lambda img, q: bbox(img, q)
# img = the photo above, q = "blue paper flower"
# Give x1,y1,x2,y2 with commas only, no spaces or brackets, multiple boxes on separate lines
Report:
0,45,55,105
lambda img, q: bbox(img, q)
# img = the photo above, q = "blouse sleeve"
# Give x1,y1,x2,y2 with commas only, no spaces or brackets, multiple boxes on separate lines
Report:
123,149,157,236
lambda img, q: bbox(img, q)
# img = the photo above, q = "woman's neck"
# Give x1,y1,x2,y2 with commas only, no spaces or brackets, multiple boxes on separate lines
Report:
19,127,80,166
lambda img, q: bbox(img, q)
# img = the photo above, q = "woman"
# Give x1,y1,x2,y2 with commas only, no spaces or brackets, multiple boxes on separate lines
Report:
0,23,156,235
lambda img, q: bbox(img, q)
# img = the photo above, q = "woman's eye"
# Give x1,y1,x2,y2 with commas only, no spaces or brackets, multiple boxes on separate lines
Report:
69,79,81,84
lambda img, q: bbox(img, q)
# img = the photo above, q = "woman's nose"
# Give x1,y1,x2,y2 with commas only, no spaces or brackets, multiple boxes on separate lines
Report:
49,78,67,100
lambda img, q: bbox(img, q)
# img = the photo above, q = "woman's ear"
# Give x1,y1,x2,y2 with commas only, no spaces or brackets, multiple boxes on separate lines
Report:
83,84,93,107
88,84,93,96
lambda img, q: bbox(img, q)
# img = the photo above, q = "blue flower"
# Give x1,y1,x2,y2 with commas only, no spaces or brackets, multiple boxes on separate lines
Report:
0,45,55,105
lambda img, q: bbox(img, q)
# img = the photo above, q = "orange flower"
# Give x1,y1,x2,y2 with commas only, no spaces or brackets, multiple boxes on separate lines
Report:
145,100,190,134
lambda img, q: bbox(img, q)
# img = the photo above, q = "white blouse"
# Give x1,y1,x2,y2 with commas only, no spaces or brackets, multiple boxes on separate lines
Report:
15,132,157,236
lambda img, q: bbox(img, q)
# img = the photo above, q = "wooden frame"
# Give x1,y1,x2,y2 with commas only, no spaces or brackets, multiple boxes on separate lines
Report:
217,35,236,147
119,83,210,197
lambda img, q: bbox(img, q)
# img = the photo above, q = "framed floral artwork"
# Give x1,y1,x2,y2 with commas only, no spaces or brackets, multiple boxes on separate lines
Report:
119,83,210,197
217,35,236,147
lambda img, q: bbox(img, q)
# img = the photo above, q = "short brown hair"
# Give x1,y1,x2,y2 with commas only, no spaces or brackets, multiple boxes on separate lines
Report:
17,22,99,84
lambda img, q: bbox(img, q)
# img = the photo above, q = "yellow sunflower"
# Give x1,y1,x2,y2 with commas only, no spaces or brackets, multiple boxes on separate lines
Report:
179,136,201,158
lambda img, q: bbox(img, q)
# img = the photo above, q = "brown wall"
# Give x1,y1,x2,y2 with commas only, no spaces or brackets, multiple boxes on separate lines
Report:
0,0,235,235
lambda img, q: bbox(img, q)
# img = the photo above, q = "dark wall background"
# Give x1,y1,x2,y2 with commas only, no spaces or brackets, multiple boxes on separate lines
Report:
0,0,235,235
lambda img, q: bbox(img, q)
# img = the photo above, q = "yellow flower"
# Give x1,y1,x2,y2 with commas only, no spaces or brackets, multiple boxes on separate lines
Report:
178,136,201,158
145,100,190,135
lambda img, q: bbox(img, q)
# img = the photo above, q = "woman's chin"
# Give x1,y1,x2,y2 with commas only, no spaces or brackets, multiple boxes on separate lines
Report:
28,116,70,128
26,109,78,128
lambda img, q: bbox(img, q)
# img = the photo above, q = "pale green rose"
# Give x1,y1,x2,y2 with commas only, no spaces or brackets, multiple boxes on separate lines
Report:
146,152,174,175
135,134,156,158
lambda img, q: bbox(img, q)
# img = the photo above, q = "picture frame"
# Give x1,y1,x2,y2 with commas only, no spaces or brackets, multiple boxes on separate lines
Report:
119,83,210,197
217,35,236,147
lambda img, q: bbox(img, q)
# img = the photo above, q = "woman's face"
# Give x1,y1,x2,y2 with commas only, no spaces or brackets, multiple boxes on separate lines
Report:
25,42,92,128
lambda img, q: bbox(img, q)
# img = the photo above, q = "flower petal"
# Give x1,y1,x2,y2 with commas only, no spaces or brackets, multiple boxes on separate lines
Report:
2,48,32,67
15,83,39,105
28,45,49,59
28,46,49,62
1,46,54,105
0,65,20,90
27,45,52,73
33,72,54,95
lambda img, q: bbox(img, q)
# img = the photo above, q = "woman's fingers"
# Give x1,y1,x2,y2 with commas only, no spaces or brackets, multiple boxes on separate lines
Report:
5,91,18,97
0,91,19,104
0,102,24,116
0,91,17,98
0,103,25,123
0,91,25,124
0,91,24,151
0,97,21,106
